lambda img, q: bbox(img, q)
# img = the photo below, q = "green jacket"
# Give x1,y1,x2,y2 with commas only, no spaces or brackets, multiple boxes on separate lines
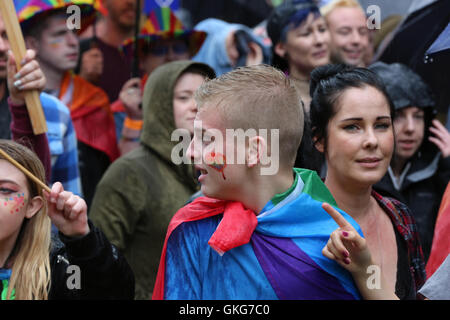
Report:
89,61,215,299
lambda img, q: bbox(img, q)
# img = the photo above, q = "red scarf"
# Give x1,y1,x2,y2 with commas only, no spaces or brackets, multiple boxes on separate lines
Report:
152,196,257,300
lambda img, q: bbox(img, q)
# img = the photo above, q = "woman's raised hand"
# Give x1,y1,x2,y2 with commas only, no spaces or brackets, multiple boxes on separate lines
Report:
321,203,373,275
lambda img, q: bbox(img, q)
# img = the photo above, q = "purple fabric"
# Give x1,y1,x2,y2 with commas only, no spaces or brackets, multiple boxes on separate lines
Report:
251,232,356,300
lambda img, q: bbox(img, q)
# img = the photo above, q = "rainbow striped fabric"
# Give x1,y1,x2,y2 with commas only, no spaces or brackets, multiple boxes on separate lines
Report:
14,0,96,33
154,169,364,300
121,6,206,57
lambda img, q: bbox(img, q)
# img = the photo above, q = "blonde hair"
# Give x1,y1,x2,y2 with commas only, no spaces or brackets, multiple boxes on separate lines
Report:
320,0,363,17
0,140,51,300
194,64,304,168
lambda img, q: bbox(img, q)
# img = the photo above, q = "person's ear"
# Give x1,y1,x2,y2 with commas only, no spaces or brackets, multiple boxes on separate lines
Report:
313,133,325,153
274,42,287,58
25,195,44,219
247,135,266,168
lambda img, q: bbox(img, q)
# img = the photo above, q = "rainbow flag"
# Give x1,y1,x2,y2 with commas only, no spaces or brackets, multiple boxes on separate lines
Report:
153,169,363,300
144,0,179,13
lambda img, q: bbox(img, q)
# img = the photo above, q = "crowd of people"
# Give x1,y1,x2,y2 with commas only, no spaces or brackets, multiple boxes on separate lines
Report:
0,0,449,300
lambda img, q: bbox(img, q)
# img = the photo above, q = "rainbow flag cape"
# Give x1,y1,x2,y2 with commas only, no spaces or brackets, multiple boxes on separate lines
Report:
153,169,363,300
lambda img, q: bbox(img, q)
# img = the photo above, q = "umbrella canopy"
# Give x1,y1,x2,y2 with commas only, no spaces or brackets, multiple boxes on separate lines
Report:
121,6,206,58
376,0,450,114
426,23,450,55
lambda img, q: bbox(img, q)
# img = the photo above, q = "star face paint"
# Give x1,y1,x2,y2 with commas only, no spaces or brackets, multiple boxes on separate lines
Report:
204,152,227,180
3,193,27,214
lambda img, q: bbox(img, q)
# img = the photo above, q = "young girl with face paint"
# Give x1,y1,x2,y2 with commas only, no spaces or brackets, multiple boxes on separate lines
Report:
0,140,134,300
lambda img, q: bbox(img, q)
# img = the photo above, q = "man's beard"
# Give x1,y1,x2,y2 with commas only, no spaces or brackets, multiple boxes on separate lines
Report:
109,8,135,34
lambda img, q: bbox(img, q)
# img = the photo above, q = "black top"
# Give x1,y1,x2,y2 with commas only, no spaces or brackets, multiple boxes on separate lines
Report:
0,221,135,300
77,38,133,103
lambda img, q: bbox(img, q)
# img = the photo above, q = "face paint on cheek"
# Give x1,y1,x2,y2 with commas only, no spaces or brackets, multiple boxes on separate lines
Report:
3,193,27,214
49,39,63,48
205,152,227,180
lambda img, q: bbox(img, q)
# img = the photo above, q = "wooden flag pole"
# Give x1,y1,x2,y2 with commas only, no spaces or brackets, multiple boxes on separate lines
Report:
0,0,47,135
0,147,51,193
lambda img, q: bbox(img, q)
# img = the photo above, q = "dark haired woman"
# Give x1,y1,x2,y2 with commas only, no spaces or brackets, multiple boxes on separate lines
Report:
267,0,330,111
267,0,330,172
310,64,425,299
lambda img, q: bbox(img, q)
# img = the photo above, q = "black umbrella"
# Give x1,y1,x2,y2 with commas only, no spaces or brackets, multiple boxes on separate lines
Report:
426,22,450,55
376,0,450,114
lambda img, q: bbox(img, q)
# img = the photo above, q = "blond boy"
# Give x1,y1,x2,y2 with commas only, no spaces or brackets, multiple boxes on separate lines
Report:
153,65,363,300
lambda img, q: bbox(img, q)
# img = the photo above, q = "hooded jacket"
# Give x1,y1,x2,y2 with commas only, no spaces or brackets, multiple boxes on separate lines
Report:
192,18,271,76
89,60,215,300
370,62,450,262
374,145,450,263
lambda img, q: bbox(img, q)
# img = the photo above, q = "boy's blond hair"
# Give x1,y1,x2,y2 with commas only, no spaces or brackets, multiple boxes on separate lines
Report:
195,64,304,168
320,0,363,17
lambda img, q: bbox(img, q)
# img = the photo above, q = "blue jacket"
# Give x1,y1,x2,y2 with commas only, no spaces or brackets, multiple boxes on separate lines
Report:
193,18,271,76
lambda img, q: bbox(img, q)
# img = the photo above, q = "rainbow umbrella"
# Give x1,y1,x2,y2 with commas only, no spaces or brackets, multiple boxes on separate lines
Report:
121,6,206,59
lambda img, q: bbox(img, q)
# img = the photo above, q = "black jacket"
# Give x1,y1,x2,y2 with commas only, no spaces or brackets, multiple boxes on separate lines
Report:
0,221,134,300
48,221,135,299
374,151,450,263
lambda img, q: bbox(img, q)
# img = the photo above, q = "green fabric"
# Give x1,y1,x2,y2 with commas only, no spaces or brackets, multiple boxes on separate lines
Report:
270,170,299,206
89,61,215,300
270,168,337,207
294,168,338,206
1,280,15,300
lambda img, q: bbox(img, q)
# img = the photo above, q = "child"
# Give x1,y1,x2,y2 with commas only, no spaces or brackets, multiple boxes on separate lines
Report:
90,60,215,300
153,64,363,300
0,140,134,299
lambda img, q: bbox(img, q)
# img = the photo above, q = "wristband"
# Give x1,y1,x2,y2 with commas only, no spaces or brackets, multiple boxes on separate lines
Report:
124,117,143,131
